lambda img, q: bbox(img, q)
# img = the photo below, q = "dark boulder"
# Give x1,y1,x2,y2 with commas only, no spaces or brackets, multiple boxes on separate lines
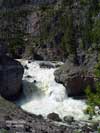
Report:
24,65,29,70
25,75,32,79
0,40,7,56
47,113,62,122
63,116,74,124
0,41,24,100
0,56,24,100
33,53,44,60
39,62,55,69
37,115,44,119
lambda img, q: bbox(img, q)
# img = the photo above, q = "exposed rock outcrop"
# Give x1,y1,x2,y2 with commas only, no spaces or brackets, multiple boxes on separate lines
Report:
33,47,65,61
55,52,98,97
0,41,24,100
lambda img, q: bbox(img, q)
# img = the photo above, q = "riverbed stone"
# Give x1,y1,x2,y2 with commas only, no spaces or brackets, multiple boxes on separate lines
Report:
47,113,62,122
63,116,74,124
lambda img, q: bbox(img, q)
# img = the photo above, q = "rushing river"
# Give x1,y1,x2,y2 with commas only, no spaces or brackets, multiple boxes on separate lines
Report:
18,60,87,120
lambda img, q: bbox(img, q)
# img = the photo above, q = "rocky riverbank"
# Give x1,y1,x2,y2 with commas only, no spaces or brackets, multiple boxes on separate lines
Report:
0,96,100,133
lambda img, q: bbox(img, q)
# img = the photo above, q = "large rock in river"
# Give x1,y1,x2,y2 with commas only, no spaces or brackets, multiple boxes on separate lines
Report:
0,56,24,100
54,53,97,97
0,42,24,100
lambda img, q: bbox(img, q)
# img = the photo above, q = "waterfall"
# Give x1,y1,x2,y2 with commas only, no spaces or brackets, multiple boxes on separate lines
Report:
18,60,87,120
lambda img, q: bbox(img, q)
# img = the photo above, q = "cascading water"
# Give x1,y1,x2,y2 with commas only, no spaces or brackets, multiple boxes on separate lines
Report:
18,60,87,120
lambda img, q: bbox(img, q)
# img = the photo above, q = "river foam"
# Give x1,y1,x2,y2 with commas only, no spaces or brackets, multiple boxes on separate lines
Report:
18,60,87,120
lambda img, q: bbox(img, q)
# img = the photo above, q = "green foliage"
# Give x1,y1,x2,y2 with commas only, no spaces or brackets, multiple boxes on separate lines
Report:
98,128,100,133
0,129,8,133
84,106,95,116
74,130,81,133
94,63,100,78
81,0,100,50
85,85,100,108
80,0,90,5
85,62,100,118
91,19,100,46
61,14,76,55
26,0,99,58
39,0,77,57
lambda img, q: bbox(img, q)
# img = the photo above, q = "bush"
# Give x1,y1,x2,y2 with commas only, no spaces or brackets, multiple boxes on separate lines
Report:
85,62,100,118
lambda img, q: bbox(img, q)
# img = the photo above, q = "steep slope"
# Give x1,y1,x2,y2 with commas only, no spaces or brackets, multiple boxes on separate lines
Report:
0,0,100,61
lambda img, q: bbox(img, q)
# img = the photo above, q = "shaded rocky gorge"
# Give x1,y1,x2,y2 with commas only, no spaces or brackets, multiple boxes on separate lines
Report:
0,0,100,132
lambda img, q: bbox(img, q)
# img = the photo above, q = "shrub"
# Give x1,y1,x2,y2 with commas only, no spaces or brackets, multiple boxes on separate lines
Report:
85,62,100,118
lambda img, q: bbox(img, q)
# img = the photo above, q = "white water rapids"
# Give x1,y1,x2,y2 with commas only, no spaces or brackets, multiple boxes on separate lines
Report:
18,60,87,120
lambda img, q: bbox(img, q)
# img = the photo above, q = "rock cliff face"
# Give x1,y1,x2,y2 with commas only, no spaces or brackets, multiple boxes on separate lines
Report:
0,0,99,61
0,41,24,100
